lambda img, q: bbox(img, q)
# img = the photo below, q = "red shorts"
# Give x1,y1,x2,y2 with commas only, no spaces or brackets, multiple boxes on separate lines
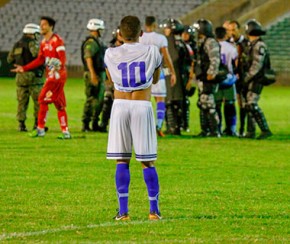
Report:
39,75,66,109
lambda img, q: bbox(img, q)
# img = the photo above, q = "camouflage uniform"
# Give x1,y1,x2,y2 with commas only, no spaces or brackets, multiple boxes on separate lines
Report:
81,36,106,131
243,38,272,138
7,35,44,131
195,37,220,136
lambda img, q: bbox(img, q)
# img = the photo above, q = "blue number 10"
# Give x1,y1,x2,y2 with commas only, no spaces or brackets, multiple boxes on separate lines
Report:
117,61,146,87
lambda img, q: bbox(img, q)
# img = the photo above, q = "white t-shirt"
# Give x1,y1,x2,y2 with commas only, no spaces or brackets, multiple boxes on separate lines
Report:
139,32,168,51
219,41,238,74
104,42,162,92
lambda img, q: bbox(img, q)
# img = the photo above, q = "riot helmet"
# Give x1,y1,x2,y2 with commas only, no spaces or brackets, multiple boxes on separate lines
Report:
193,19,214,37
182,25,195,36
23,23,40,34
245,19,266,36
87,18,105,31
159,18,184,34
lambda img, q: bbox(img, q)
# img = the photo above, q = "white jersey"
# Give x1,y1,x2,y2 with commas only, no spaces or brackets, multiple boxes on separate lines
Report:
139,32,168,50
139,32,167,97
104,42,162,92
219,41,238,74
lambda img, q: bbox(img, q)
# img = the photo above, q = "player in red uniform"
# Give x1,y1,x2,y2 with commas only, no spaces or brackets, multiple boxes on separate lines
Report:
12,16,71,139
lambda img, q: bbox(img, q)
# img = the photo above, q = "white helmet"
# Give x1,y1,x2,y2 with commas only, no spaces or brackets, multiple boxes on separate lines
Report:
87,18,105,31
23,23,40,34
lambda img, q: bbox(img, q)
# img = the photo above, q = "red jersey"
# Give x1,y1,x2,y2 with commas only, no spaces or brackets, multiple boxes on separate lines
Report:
23,33,67,80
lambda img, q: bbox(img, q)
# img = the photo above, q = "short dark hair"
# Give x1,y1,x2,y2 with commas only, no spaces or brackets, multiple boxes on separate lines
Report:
120,16,141,41
145,16,156,26
215,26,227,39
229,20,240,29
41,16,56,30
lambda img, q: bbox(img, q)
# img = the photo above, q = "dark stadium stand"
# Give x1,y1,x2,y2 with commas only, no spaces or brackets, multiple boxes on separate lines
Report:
264,16,290,74
0,0,204,66
0,0,289,83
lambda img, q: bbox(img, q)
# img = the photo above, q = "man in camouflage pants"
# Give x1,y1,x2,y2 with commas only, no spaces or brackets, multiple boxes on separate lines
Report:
81,19,106,132
243,19,272,139
193,19,221,137
7,23,44,132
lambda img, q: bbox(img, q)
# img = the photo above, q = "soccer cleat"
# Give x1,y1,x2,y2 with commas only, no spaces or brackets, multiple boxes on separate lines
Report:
257,131,272,140
57,132,72,139
156,127,165,137
113,213,130,221
29,128,45,138
149,212,162,220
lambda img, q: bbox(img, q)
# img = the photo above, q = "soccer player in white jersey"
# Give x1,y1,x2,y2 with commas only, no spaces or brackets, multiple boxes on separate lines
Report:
104,16,162,221
139,16,176,137
215,26,238,136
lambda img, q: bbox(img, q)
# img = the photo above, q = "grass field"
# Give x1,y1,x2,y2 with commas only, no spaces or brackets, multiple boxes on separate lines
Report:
0,77,289,243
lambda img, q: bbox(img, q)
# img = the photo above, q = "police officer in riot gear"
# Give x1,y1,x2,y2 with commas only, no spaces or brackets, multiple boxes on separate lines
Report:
181,25,197,132
98,27,123,132
81,18,106,132
7,23,44,132
243,19,272,139
159,18,187,135
193,19,221,137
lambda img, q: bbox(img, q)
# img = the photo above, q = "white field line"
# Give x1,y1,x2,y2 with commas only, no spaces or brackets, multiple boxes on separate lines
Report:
0,217,287,242
0,218,173,241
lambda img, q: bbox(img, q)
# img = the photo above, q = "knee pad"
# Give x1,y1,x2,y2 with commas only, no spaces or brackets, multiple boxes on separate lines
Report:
200,94,215,111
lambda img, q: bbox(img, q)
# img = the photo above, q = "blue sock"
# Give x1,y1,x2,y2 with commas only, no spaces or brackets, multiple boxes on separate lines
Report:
143,167,160,214
115,163,130,215
156,102,166,129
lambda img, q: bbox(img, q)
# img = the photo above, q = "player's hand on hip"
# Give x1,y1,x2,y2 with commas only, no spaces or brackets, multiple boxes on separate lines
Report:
11,64,24,73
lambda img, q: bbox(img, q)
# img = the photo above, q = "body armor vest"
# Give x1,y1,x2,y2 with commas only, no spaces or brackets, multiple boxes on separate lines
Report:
13,36,44,77
195,38,211,81
81,36,106,73
14,36,35,65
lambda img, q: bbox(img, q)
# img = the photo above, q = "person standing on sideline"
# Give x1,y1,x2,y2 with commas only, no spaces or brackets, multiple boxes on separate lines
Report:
81,19,106,132
214,26,238,136
105,16,162,221
243,19,272,139
7,23,44,132
139,16,176,137
11,16,71,139
159,18,185,135
193,19,221,137
98,26,123,132
228,20,255,137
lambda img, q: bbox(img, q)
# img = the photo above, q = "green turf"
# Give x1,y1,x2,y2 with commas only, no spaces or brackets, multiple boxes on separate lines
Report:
0,78,289,242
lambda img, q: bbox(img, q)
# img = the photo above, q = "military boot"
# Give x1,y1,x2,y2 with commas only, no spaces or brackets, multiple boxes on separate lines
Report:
196,109,209,137
19,121,27,132
251,108,272,139
82,122,91,132
207,111,220,138
244,113,256,139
